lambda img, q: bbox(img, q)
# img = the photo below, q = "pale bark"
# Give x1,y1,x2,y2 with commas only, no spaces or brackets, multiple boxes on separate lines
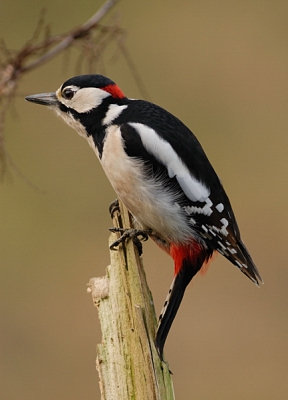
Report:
88,201,175,400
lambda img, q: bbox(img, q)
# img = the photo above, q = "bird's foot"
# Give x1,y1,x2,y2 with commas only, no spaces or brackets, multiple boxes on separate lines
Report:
109,199,120,218
109,227,152,256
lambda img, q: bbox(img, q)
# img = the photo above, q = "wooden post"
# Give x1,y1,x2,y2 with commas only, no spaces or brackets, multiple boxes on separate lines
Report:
88,201,175,400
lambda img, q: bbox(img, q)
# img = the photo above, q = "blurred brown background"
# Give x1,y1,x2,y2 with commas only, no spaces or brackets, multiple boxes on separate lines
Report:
1,1,288,399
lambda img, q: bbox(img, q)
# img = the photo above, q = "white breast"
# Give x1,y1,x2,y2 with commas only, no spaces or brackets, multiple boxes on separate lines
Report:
99,125,192,243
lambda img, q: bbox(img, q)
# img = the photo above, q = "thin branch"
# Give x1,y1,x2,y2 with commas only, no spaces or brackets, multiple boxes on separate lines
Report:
0,0,150,182
20,0,120,73
0,0,120,178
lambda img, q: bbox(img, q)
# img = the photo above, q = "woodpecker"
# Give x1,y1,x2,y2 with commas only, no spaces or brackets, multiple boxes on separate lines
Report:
25,74,262,360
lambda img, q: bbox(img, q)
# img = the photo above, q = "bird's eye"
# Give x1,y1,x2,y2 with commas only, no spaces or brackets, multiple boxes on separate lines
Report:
62,88,74,100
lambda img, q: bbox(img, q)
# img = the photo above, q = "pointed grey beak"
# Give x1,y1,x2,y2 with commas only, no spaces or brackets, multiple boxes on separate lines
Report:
25,92,59,107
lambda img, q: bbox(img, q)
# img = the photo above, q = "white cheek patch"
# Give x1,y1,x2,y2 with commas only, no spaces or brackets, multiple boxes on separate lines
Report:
128,122,210,203
57,87,110,113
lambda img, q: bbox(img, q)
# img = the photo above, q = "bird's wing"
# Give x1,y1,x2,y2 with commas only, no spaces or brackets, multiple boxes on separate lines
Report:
115,100,262,284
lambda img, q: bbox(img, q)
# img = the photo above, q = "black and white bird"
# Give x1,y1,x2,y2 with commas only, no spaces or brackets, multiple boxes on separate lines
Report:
25,74,262,359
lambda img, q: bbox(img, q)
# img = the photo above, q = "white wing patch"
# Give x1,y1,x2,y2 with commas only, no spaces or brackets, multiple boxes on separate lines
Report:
128,122,210,202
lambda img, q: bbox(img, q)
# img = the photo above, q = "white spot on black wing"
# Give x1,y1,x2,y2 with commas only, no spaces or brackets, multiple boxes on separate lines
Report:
216,203,224,212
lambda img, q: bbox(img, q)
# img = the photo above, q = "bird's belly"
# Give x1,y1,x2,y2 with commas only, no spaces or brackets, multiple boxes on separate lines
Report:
100,125,191,243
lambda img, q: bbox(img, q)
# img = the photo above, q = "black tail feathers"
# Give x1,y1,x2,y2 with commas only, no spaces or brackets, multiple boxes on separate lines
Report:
155,258,201,360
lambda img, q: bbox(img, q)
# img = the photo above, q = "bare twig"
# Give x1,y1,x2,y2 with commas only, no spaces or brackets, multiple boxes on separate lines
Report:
0,0,150,181
0,0,119,178
21,0,119,73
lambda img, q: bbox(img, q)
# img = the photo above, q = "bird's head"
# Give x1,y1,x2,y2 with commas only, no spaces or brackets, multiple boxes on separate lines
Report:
25,74,126,110
25,74,127,135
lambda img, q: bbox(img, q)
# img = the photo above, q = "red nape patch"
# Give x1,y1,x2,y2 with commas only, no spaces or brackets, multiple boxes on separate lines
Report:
170,241,213,276
103,84,126,99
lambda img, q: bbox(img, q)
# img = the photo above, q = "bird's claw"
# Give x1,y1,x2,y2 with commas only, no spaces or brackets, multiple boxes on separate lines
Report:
109,199,120,219
109,227,152,256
